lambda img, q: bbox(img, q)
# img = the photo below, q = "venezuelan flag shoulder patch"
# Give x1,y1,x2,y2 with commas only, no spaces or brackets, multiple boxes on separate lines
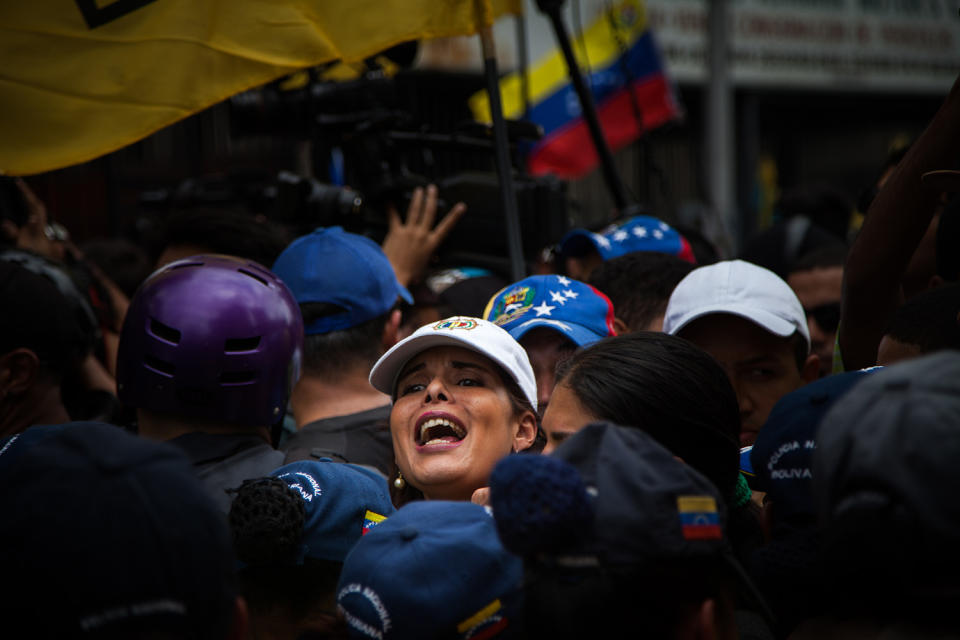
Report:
677,495,722,540
362,510,387,535
457,598,508,640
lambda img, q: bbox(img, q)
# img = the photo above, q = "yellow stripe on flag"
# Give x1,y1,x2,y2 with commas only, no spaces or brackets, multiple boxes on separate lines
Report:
0,0,521,175
363,510,387,525
677,496,718,514
469,0,647,123
457,599,502,633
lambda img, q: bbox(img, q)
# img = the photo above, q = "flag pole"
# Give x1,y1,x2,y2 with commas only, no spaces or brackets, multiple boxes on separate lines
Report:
535,0,633,215
476,1,526,281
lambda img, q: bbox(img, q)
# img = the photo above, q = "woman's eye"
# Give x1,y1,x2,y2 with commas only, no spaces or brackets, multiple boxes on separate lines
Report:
457,378,482,387
399,383,425,396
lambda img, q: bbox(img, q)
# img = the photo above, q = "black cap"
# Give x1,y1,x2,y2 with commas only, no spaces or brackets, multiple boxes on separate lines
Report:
816,351,960,596
0,422,238,636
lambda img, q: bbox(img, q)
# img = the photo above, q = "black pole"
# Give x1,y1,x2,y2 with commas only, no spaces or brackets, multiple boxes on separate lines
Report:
536,0,632,214
515,12,531,120
477,9,526,281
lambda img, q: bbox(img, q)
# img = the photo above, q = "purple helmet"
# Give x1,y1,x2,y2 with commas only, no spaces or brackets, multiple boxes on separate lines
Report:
117,255,304,426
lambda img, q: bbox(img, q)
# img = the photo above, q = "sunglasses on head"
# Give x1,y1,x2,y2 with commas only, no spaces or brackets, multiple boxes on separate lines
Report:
805,302,840,333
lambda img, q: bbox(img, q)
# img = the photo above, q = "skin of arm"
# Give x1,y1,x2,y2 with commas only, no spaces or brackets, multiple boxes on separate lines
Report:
839,74,960,370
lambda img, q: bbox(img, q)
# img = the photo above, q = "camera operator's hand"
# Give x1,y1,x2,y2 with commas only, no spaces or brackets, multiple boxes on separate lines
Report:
382,184,466,287
14,178,64,262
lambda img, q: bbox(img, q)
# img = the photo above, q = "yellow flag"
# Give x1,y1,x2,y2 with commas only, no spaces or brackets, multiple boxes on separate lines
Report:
0,0,521,176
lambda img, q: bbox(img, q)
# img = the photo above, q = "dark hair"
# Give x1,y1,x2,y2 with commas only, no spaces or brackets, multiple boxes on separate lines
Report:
777,184,853,242
789,244,847,275
673,223,720,265
159,208,291,268
228,478,347,634
883,283,960,353
588,252,694,331
554,332,740,500
300,303,391,378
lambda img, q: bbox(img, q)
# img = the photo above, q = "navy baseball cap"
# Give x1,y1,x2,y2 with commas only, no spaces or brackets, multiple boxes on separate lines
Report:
491,423,727,568
560,215,696,264
269,460,395,563
0,422,237,637
483,274,616,347
750,369,875,522
337,501,524,639
272,227,413,334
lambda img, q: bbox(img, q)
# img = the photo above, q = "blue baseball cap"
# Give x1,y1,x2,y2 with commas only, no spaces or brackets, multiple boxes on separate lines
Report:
560,215,696,263
482,274,616,347
337,501,524,639
269,460,395,563
750,369,875,523
272,227,413,335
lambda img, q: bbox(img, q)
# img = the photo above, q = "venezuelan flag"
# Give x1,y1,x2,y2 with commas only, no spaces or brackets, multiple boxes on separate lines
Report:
470,0,679,179
677,496,722,541
362,509,387,535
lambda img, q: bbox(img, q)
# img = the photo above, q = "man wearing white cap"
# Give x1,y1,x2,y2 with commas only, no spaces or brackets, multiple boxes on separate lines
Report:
663,260,820,446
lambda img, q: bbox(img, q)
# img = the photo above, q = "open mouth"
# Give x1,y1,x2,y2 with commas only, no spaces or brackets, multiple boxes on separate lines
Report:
416,415,467,447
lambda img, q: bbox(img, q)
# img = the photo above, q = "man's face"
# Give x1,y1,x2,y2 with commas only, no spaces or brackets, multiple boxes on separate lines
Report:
787,266,842,378
518,328,578,413
679,314,809,446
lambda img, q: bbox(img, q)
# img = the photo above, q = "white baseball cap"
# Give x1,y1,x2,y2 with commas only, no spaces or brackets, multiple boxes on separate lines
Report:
663,260,810,351
369,316,538,411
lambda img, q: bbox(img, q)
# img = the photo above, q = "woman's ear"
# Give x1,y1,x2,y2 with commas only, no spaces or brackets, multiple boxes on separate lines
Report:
512,410,538,452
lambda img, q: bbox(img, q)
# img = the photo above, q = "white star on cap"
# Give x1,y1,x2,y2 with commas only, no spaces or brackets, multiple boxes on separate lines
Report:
659,221,669,231
556,276,571,286
550,290,568,305
563,289,579,299
653,229,664,239
533,301,555,316
633,226,648,238
613,230,629,242
593,233,612,249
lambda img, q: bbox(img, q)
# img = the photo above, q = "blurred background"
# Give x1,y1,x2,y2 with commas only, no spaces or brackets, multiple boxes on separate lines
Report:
9,0,960,267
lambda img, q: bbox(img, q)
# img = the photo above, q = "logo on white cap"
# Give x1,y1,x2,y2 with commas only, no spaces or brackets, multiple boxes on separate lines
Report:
433,318,478,331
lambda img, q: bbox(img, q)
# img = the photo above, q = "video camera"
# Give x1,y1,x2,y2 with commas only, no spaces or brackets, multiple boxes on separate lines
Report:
228,68,572,274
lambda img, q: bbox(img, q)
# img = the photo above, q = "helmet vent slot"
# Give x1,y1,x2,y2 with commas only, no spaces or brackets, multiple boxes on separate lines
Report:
224,336,261,352
149,319,181,344
220,371,257,384
237,268,269,287
144,354,176,377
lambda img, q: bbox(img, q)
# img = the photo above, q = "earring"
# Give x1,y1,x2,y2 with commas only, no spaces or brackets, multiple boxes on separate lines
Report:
393,471,406,490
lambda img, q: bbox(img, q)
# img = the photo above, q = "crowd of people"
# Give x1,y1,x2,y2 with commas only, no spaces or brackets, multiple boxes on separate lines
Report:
3,76,960,640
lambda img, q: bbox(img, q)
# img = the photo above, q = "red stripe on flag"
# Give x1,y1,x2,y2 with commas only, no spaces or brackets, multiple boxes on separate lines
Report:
471,618,510,640
682,524,723,540
528,73,679,179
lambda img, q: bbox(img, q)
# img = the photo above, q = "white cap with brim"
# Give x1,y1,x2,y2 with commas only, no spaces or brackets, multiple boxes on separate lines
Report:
663,260,811,350
369,316,538,412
